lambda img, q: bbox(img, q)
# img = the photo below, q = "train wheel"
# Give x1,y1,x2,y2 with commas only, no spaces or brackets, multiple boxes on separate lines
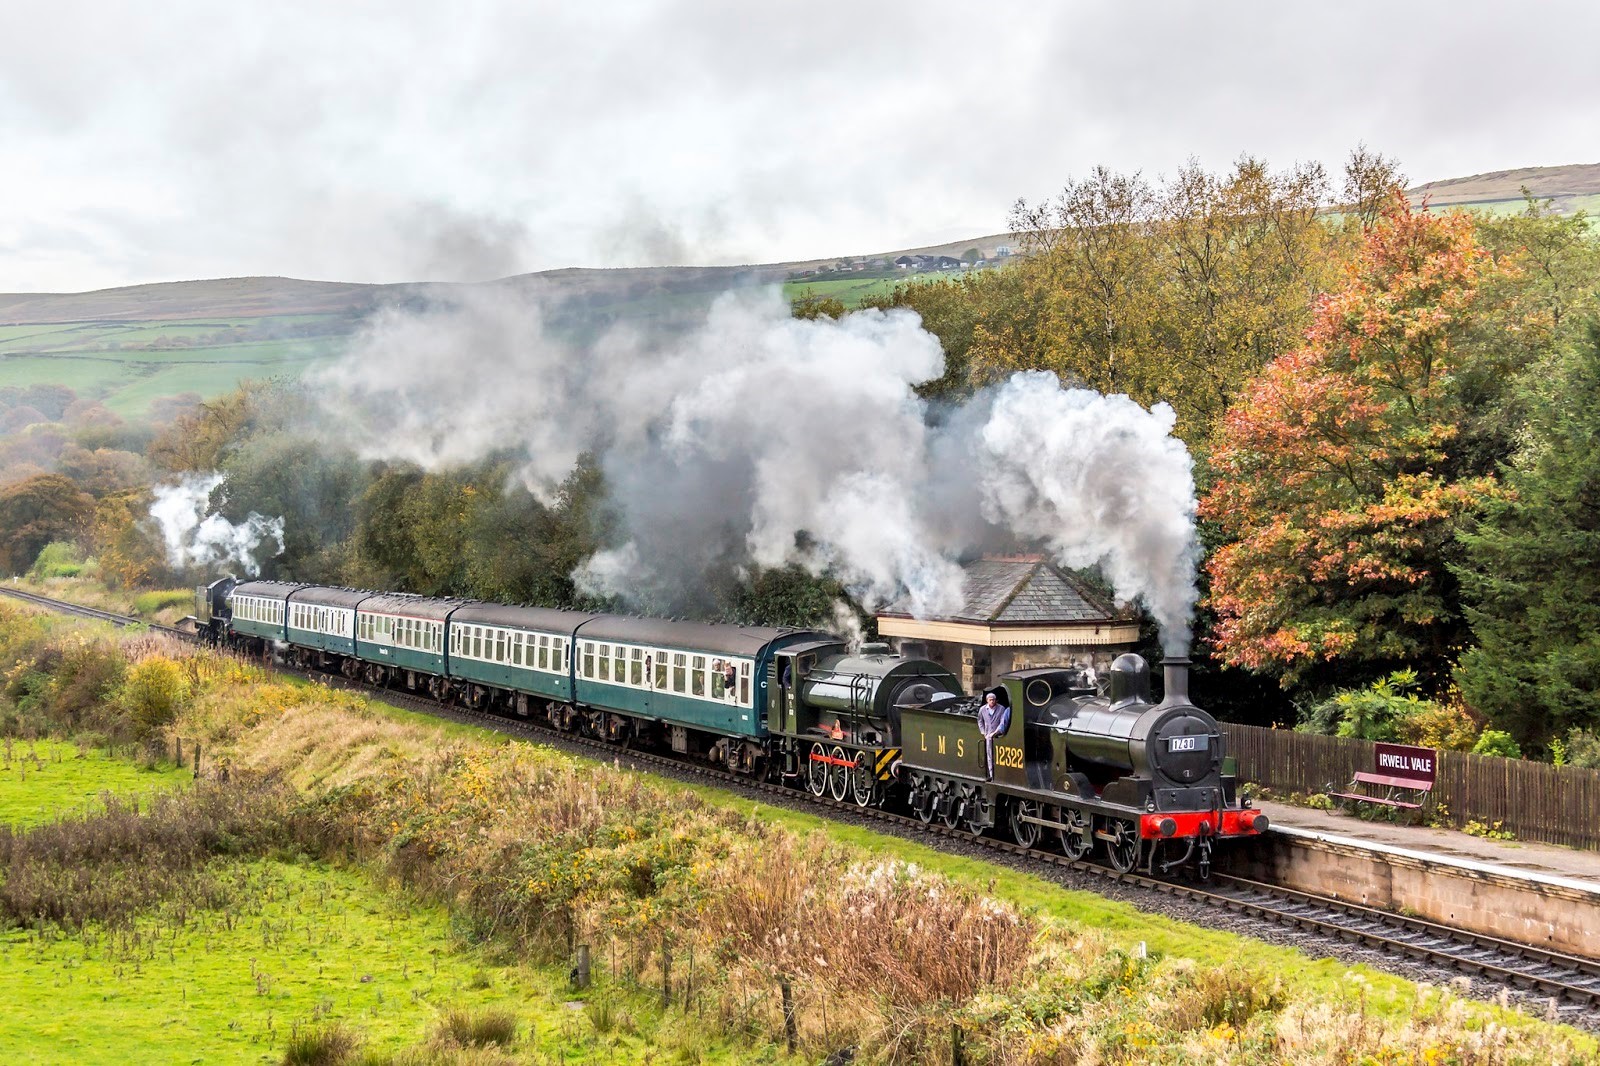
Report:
1058,807,1091,861
1009,799,1042,849
828,745,850,801
850,752,875,807
807,742,829,796
1103,818,1141,874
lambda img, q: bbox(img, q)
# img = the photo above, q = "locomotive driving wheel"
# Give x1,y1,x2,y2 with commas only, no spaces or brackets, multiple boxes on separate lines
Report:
829,745,850,801
807,742,829,796
1103,818,1141,874
1009,799,1042,849
850,751,876,807
1056,807,1091,861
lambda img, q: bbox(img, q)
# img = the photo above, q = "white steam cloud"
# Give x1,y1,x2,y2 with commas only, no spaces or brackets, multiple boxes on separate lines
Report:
149,473,285,577
314,286,1202,650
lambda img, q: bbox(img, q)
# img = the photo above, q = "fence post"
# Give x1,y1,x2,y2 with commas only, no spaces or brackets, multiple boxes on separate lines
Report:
574,944,590,989
952,1023,965,1066
661,943,671,1008
193,742,202,780
780,976,796,1053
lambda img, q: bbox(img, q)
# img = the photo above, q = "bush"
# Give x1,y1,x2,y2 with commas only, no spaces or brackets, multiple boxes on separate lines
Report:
118,655,191,736
132,590,193,617
1471,729,1523,759
28,542,85,580
1565,728,1600,769
433,1008,518,1049
1395,699,1480,752
282,1022,360,1065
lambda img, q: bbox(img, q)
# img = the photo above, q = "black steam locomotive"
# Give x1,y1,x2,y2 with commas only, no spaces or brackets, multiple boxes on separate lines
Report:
194,578,1263,876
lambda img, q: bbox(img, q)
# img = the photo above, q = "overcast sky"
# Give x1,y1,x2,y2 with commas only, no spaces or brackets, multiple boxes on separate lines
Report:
2,1,1595,293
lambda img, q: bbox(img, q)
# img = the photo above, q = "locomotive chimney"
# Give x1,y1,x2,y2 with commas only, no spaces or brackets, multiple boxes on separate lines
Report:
1161,656,1192,706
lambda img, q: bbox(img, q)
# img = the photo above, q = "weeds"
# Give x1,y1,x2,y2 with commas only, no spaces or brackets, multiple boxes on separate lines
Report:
283,1021,361,1065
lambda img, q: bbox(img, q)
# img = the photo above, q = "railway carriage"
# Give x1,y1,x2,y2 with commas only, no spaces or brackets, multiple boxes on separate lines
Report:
284,586,364,666
446,603,591,713
572,617,825,771
224,579,308,646
353,593,458,693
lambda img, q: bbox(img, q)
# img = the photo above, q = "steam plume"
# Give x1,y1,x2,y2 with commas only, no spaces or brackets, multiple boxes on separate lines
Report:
149,473,285,576
313,286,1202,650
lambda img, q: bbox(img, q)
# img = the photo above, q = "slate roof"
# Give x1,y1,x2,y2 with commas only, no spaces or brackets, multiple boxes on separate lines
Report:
881,555,1120,625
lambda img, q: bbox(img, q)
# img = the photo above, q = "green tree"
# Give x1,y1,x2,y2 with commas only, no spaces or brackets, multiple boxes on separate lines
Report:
1454,327,1600,746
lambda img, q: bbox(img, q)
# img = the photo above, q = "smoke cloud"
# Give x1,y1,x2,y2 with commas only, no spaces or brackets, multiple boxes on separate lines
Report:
149,473,285,577
313,285,1202,650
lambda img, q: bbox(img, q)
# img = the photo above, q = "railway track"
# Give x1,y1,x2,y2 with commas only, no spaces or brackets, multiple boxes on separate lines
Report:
6,584,1599,1016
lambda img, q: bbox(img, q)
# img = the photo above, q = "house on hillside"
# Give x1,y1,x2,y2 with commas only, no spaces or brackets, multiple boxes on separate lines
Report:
934,255,960,270
875,554,1140,693
893,255,916,269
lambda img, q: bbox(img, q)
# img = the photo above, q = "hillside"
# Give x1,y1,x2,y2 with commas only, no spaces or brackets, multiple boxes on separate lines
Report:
1408,162,1600,213
1,163,1594,418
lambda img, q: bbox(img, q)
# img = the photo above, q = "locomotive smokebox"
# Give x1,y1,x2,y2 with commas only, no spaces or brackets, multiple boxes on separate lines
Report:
1160,656,1192,707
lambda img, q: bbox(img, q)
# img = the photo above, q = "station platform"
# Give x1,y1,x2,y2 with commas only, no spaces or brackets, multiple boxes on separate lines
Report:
1253,799,1600,892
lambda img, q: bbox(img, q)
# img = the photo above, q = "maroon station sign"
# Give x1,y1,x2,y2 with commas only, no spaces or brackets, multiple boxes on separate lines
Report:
1373,742,1437,784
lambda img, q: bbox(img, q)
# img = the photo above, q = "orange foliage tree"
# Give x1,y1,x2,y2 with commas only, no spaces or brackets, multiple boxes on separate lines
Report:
1201,194,1510,685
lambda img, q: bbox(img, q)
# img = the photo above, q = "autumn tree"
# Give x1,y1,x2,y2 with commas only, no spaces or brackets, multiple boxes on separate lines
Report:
1202,194,1509,686
1001,155,1349,446
0,474,95,574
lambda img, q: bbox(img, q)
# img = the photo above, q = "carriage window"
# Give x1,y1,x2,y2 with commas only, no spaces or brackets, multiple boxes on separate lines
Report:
512,634,522,666
583,643,595,678
537,636,548,671
691,655,706,697
495,631,506,663
673,653,687,693
554,638,566,670
653,653,667,689
630,648,643,686
739,662,751,705
595,643,609,681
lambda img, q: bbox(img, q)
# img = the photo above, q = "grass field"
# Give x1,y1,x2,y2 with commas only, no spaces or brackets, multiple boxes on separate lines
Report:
0,859,569,1064
781,272,947,308
0,315,353,419
0,739,187,828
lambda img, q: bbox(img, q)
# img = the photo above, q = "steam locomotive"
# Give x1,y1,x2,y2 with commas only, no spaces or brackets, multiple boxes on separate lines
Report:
194,576,1264,876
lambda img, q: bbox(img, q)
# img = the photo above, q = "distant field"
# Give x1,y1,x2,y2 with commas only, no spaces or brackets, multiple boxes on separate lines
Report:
782,271,950,308
0,314,352,419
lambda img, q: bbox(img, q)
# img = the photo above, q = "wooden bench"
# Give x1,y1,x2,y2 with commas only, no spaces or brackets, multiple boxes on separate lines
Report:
1328,770,1433,817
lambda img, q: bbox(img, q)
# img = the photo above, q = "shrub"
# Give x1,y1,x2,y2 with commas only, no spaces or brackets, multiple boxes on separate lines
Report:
282,1022,360,1065
132,590,193,616
28,542,85,580
433,1008,518,1048
1565,728,1600,769
118,655,191,736
1471,729,1522,759
1395,699,1480,752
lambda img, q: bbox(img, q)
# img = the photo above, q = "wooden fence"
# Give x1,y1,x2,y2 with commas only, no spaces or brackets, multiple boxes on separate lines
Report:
1222,723,1600,852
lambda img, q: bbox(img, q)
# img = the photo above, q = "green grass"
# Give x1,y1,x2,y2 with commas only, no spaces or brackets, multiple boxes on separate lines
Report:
0,740,188,828
782,272,945,308
0,316,352,419
0,859,583,1064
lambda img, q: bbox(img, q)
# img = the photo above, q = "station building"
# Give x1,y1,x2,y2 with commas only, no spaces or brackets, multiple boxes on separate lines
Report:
875,553,1140,693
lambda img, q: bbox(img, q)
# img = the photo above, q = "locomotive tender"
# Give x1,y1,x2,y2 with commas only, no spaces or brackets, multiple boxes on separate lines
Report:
196,575,1264,875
